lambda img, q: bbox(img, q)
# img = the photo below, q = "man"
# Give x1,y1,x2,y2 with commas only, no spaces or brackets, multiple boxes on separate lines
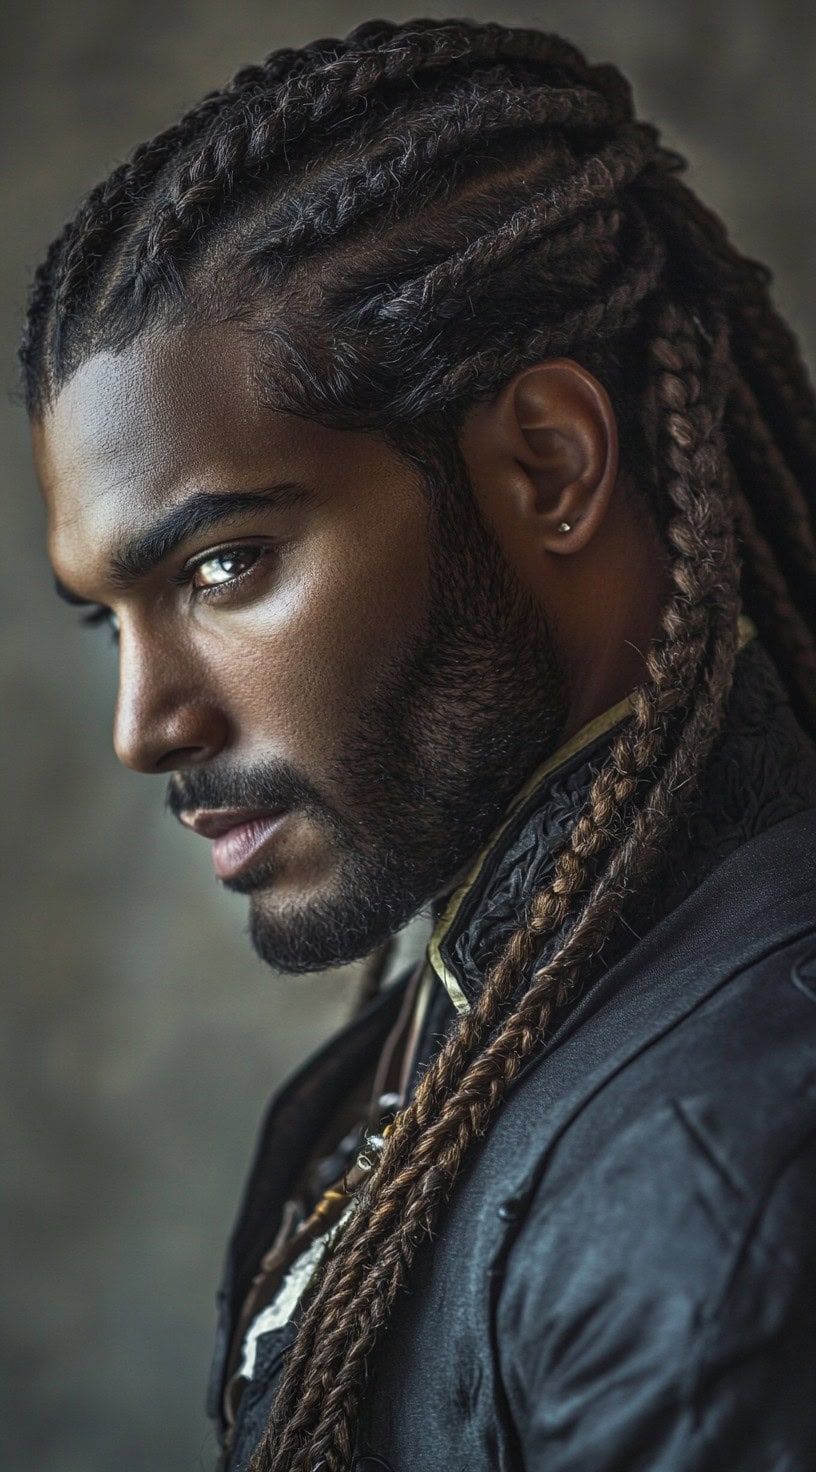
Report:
23,17,816,1472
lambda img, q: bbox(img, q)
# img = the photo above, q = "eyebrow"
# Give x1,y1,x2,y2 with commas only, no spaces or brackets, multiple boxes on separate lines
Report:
54,482,313,605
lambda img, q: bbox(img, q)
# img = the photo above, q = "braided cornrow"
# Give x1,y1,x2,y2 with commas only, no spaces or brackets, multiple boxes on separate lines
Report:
124,22,606,281
247,77,621,275
367,130,655,324
21,20,816,1471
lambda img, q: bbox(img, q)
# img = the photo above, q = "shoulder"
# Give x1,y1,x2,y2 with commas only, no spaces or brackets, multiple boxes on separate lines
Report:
495,930,816,1467
497,1120,816,1469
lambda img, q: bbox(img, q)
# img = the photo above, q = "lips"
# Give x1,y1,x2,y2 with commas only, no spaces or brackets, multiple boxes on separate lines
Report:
178,807,288,880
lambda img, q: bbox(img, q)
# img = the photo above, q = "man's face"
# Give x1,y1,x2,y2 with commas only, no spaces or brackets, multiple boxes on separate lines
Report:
34,325,567,972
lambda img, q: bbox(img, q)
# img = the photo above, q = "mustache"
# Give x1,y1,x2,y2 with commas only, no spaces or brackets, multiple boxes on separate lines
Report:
165,759,335,824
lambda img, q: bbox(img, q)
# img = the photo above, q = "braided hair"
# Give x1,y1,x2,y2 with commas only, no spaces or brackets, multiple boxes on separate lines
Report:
21,19,816,1470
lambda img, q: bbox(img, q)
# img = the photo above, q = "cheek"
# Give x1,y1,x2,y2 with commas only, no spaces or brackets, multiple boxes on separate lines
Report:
205,500,432,764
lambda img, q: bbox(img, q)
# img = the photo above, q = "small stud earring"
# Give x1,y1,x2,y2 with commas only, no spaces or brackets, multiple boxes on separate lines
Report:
558,520,572,533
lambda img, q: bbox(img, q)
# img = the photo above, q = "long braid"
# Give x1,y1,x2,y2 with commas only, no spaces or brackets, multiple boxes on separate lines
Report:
649,169,816,548
21,20,816,1471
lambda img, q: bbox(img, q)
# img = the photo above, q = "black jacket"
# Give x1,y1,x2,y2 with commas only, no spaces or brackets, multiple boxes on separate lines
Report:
210,640,816,1471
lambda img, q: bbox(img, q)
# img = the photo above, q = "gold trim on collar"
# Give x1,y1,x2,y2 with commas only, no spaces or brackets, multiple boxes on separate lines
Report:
428,614,757,1013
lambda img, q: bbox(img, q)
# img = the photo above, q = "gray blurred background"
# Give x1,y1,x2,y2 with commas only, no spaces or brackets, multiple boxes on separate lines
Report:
3,2,815,1468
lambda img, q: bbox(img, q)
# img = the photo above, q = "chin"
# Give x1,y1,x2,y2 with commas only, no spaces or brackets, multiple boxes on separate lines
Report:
246,909,380,974
244,873,416,975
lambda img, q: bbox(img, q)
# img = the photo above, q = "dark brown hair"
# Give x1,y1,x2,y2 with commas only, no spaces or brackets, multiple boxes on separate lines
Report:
21,19,816,1470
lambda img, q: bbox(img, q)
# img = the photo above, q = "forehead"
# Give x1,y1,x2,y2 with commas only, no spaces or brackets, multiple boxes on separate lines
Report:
37,325,266,500
32,326,357,585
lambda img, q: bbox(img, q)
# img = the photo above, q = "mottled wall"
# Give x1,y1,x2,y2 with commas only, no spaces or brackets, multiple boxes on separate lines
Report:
3,2,814,1468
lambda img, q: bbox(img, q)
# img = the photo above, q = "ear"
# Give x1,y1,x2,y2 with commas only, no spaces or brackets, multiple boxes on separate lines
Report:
459,358,619,556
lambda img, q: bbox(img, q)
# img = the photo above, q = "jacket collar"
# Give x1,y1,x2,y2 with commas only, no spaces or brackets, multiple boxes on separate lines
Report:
429,689,636,1013
428,615,795,1014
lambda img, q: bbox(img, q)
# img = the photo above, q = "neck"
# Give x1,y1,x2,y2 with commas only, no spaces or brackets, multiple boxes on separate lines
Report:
561,492,673,739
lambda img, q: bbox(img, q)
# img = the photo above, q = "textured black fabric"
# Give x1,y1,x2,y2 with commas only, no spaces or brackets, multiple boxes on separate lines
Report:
213,643,816,1471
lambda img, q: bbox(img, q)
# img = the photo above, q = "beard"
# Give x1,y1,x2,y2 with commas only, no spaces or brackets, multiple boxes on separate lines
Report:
167,445,569,973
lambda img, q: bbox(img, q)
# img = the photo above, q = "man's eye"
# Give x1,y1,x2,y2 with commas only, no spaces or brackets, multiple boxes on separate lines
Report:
193,547,262,589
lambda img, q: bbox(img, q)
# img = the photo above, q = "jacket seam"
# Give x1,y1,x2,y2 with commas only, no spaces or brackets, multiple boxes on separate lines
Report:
686,1127,816,1459
699,1124,816,1327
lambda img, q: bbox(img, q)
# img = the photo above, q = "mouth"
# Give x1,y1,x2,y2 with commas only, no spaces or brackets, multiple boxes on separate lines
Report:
178,806,289,880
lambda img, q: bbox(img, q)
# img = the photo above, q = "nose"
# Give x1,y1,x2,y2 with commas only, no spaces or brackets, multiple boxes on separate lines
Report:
113,633,229,774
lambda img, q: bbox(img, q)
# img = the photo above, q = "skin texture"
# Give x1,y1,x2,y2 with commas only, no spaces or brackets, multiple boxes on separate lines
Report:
32,322,669,971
